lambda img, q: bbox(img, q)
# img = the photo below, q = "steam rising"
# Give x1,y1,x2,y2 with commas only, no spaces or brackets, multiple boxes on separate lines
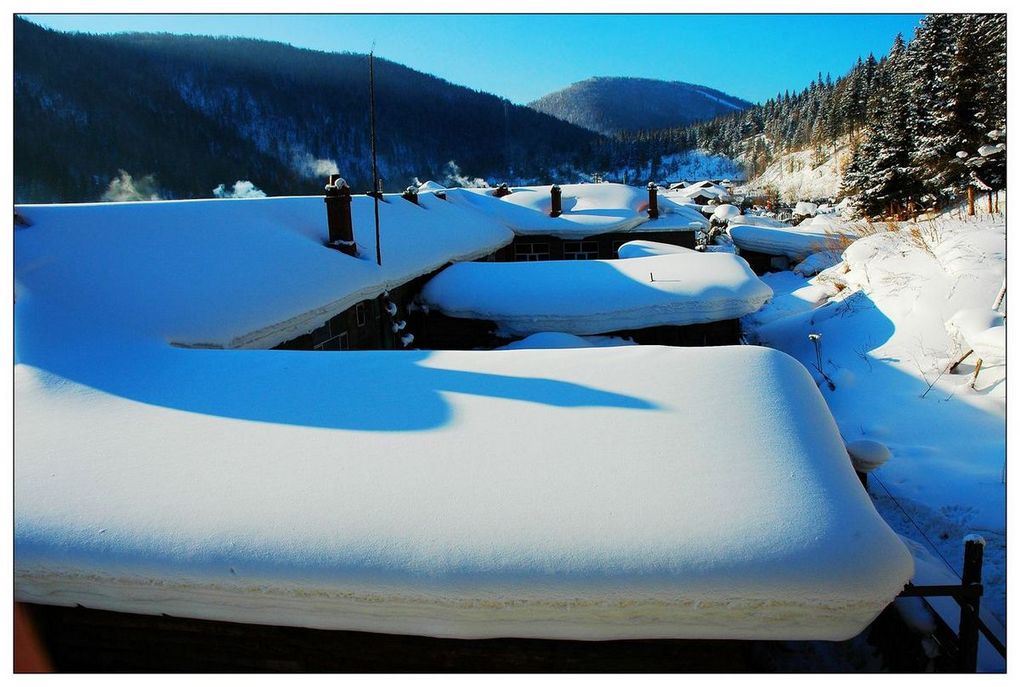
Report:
101,170,162,202
213,180,267,199
292,148,340,178
443,161,489,188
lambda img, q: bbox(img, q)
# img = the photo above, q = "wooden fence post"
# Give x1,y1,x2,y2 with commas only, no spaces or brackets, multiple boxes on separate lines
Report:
958,535,984,672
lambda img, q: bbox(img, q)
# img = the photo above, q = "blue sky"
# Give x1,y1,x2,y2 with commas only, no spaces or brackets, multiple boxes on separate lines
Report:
22,14,924,105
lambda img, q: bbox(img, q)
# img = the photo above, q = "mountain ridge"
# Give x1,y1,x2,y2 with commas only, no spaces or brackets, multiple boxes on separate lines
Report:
14,17,609,203
528,76,752,136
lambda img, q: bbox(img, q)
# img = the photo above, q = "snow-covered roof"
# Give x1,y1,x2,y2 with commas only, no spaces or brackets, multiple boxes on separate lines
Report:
15,344,911,641
445,183,708,239
794,201,819,217
416,180,448,192
728,215,857,260
617,240,696,259
421,252,773,336
663,180,732,205
495,332,636,350
13,195,514,349
15,192,912,642
712,204,742,222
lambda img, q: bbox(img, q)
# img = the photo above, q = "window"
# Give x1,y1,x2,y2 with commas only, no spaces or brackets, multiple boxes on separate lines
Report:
563,240,599,260
356,303,367,327
314,330,350,351
514,241,551,261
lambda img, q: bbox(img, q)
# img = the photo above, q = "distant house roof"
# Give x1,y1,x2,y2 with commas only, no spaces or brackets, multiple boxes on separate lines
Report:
728,214,858,259
420,251,773,336
447,183,708,239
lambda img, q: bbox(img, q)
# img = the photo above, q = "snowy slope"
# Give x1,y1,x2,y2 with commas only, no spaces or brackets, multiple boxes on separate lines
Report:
738,141,852,202
742,212,1006,625
421,252,773,336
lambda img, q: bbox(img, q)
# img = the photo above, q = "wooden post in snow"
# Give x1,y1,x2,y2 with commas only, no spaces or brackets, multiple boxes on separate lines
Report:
958,536,985,672
967,186,975,216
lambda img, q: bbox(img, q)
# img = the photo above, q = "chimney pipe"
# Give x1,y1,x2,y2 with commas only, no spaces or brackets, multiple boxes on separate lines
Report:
324,175,357,256
402,186,419,205
549,184,562,217
494,182,512,198
647,182,659,219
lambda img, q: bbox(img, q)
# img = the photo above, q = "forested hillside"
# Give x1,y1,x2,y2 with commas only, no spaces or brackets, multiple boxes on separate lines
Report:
14,17,608,203
619,14,1005,216
528,77,751,135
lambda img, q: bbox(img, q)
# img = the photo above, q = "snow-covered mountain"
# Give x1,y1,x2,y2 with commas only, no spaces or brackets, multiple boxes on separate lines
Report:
529,77,752,136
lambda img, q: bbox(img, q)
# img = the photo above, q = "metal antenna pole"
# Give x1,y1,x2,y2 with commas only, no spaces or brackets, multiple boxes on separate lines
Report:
370,49,382,267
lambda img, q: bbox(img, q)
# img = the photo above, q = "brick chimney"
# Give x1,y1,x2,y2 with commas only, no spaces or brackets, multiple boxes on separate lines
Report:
324,175,356,256
550,184,562,217
493,182,512,198
647,182,659,219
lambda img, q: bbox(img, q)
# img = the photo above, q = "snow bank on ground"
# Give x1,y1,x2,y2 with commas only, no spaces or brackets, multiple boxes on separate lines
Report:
495,332,636,350
728,216,858,259
617,240,695,259
421,252,773,336
13,195,514,349
446,183,708,239
14,344,911,641
794,250,844,277
740,272,838,331
946,309,1005,364
742,212,1006,626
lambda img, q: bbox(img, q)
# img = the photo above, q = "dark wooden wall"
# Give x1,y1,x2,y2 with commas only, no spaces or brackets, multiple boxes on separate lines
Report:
20,602,928,673
491,230,696,262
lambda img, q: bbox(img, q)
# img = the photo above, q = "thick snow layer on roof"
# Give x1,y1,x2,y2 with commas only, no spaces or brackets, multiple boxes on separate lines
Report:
712,204,742,222
794,201,818,217
416,180,448,192
420,253,773,336
730,214,791,229
495,332,636,350
664,182,732,205
728,217,857,260
444,183,708,239
13,195,514,349
617,240,696,259
15,344,911,640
